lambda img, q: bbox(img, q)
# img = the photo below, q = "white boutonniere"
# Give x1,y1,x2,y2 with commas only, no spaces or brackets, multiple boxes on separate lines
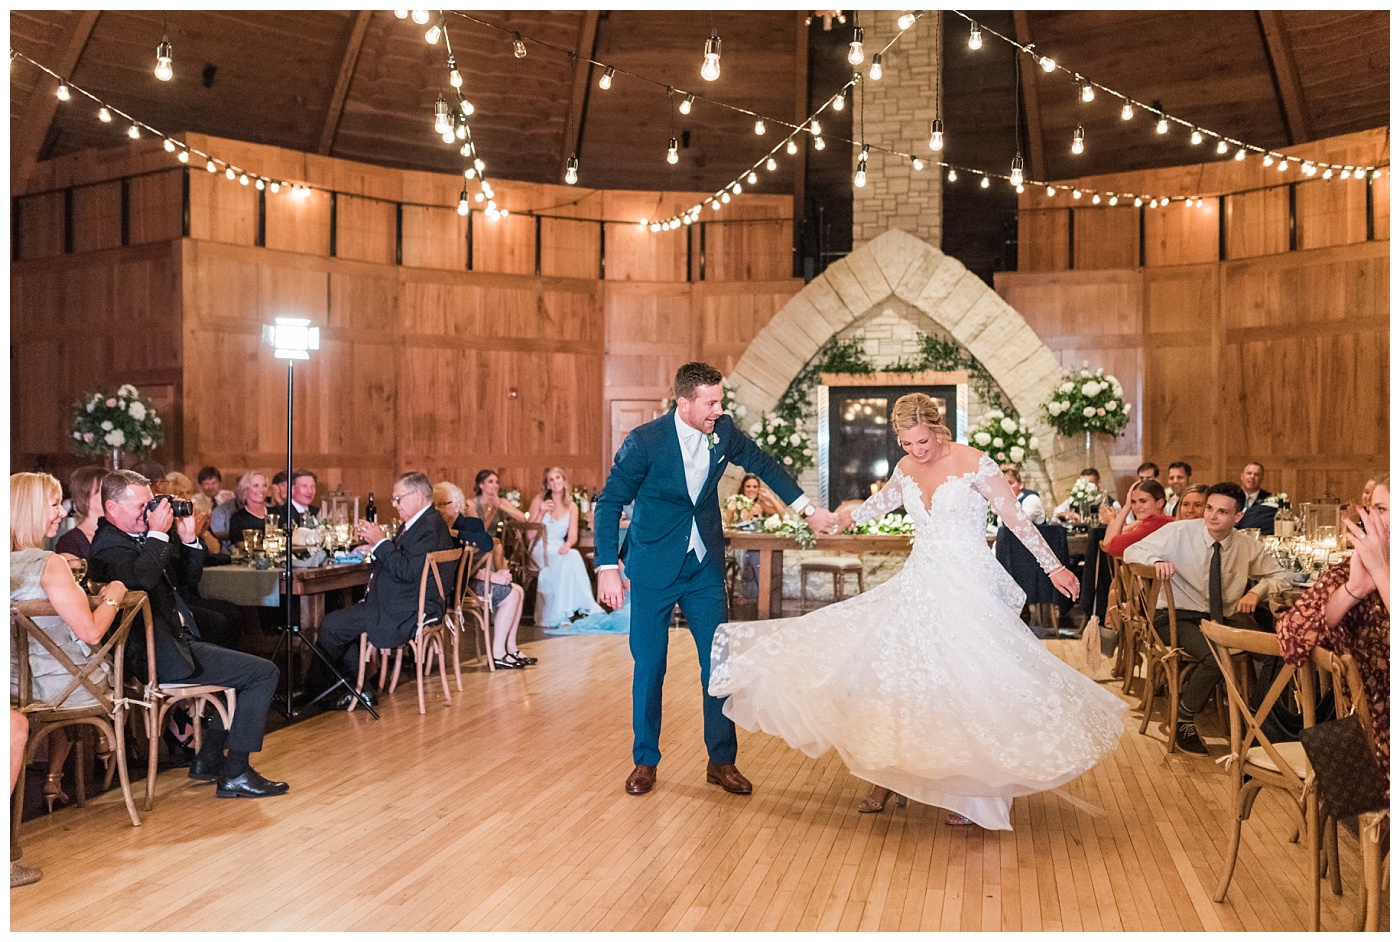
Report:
707,432,719,451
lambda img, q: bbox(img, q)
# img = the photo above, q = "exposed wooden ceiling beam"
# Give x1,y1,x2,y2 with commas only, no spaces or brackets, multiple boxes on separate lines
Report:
559,11,600,182
1257,10,1313,145
318,10,373,155
1012,11,1046,183
12,10,101,184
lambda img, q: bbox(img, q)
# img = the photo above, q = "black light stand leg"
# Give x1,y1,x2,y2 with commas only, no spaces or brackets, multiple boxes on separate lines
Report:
271,359,378,720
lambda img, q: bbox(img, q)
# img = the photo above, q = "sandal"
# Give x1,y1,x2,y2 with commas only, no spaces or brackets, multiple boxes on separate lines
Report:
945,812,976,827
857,786,907,813
42,772,69,813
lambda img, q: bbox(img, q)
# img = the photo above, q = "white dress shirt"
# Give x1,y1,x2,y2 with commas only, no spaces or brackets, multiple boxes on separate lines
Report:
370,503,430,557
1017,491,1046,524
1122,518,1289,615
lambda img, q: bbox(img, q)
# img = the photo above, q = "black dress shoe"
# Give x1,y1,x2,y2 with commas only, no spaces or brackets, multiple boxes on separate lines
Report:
331,688,377,711
188,753,223,782
215,767,290,799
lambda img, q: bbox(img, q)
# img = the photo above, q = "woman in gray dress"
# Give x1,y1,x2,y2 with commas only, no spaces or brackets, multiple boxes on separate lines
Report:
10,472,127,810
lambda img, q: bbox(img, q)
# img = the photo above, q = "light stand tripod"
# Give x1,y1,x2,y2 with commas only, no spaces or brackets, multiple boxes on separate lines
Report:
261,318,378,720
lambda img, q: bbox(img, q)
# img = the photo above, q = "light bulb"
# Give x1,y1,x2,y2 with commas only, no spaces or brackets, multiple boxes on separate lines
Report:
1047,185,1055,196
912,158,924,170
832,92,844,112
475,157,485,173
1156,115,1168,135
813,136,825,151
425,21,442,45
128,123,140,139
599,66,614,90
810,119,822,136
667,137,679,164
1016,184,1025,194
747,171,757,184
1078,78,1094,102
239,173,249,186
434,94,450,134
732,181,742,195
411,10,429,25
255,178,265,190
448,56,462,88
1191,128,1203,145
650,223,661,232
177,150,189,163
394,10,408,19
1108,195,1118,205
947,168,957,182
869,53,883,81
98,106,112,123
898,12,917,30
679,94,693,115
1009,155,1023,186
163,138,175,152
1278,157,1289,172
206,159,217,172
1120,102,1133,121
711,199,720,210
848,27,864,66
1039,54,1055,73
928,118,944,151
154,37,173,82
721,191,731,203
1072,189,1082,199
1149,198,1157,208
457,189,470,215
56,83,70,101
1092,193,1101,204
459,98,475,117
1341,167,1352,179
565,154,579,185
475,192,484,202
754,119,765,135
1134,197,1143,207
1216,139,1229,155
1072,125,1084,155
766,157,777,171
1262,153,1273,167
455,115,467,140
701,33,721,81
968,21,982,50
980,175,990,189
270,181,280,193
465,167,476,179
854,166,866,188
1235,148,1247,161
512,32,526,58
786,140,797,155
441,128,455,144
226,167,235,180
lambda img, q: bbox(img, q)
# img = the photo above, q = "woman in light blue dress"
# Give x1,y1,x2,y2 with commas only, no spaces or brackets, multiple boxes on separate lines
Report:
528,468,603,629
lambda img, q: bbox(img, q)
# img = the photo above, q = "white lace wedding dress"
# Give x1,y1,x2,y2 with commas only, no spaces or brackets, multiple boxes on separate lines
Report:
710,453,1126,830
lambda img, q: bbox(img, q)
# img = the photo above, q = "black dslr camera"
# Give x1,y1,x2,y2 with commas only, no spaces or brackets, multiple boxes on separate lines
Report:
146,494,194,518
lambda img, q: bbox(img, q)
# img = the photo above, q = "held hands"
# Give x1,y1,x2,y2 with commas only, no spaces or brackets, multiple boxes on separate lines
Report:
597,568,624,610
833,508,855,533
806,507,839,534
1049,566,1081,602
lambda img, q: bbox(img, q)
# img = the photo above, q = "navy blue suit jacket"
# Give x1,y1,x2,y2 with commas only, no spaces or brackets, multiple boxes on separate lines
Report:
594,411,804,589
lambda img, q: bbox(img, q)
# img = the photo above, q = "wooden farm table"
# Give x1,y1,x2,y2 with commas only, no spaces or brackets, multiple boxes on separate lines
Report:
724,532,914,619
199,560,372,639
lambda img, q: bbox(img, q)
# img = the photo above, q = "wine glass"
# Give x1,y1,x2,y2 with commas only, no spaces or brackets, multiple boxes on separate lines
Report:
68,557,89,592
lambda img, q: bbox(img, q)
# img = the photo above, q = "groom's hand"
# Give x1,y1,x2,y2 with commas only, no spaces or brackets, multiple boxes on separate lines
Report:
597,569,624,610
806,507,838,534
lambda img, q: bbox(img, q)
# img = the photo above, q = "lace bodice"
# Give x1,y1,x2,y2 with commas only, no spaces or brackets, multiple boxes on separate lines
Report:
853,453,1063,575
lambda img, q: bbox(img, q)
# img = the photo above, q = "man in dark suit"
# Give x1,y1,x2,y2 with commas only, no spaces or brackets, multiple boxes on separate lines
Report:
273,468,321,528
308,471,456,710
595,362,838,797
1237,460,1276,534
88,471,287,799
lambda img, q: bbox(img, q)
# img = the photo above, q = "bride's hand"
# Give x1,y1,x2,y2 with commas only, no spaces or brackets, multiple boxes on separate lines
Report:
1049,566,1081,602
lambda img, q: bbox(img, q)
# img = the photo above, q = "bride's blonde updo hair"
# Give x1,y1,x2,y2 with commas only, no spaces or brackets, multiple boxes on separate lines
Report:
890,393,952,442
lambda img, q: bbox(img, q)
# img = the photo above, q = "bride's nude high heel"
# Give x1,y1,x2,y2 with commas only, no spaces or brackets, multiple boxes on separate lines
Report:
857,786,907,813
945,812,975,826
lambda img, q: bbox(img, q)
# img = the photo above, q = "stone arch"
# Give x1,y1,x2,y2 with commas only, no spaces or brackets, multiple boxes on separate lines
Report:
727,229,1100,501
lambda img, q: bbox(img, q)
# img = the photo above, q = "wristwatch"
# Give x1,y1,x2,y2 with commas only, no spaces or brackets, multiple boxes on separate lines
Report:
800,504,816,518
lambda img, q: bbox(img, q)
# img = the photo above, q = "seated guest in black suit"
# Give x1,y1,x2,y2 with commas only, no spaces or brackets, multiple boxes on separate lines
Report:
1236,461,1277,534
433,481,531,669
273,469,320,528
88,471,287,798
227,470,273,546
309,472,457,708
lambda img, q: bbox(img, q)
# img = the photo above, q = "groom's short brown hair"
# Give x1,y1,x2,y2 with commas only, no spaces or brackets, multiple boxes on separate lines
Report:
674,362,723,400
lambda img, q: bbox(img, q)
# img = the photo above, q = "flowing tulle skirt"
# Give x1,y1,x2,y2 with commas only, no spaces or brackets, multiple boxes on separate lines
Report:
710,541,1127,830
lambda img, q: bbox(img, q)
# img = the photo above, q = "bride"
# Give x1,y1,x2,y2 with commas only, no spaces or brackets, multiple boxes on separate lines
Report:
709,393,1126,830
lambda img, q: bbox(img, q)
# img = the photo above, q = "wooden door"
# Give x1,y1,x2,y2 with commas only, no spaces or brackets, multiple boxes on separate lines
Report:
607,399,664,467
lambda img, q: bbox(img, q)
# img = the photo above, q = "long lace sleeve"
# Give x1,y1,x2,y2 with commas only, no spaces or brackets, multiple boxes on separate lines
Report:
972,454,1064,575
851,468,906,525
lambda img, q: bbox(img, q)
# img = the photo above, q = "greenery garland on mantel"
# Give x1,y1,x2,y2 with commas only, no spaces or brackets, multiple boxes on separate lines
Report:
772,333,1008,426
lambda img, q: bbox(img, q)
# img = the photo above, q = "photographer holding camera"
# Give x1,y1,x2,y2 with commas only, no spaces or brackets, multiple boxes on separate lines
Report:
88,470,288,798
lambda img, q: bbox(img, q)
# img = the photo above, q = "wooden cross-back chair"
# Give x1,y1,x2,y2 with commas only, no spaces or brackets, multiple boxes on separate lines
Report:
355,548,461,715
1122,562,1208,751
445,544,496,683
1202,620,1332,931
11,593,145,830
500,520,546,599
1311,646,1389,931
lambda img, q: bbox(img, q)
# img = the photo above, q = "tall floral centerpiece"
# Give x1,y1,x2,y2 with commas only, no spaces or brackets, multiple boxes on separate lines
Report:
70,384,164,469
969,409,1037,471
745,413,815,473
1040,367,1131,466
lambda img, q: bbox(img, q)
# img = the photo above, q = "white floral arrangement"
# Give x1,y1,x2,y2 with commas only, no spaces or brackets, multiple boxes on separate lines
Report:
1041,367,1131,437
757,512,817,549
722,493,755,514
501,488,522,509
1068,478,1102,506
1259,492,1289,508
70,384,164,457
968,409,1038,470
747,413,815,472
851,512,915,536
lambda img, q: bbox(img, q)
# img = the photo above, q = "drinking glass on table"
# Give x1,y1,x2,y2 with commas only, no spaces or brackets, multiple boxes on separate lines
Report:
243,528,264,554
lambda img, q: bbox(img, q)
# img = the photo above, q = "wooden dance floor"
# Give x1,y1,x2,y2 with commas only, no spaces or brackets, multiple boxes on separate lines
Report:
11,632,1372,931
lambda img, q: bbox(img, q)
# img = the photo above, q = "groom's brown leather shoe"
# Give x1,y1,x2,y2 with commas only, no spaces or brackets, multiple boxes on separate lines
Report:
706,762,752,795
625,765,657,796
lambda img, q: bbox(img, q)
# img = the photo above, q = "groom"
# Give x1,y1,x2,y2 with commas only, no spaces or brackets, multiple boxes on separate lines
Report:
595,362,837,797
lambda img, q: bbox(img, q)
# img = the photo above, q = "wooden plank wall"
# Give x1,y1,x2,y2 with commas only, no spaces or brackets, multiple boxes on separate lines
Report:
10,135,802,503
1000,127,1389,501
